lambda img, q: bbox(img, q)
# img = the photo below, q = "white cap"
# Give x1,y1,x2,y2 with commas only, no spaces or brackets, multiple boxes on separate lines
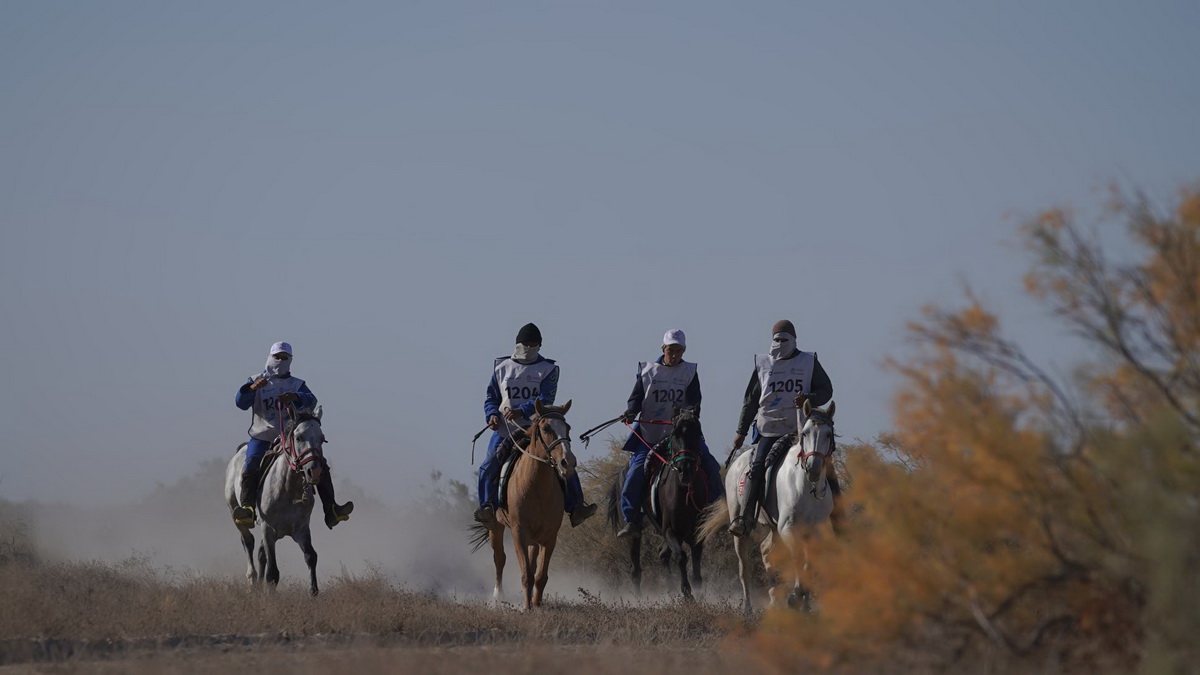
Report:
269,341,293,356
662,329,686,348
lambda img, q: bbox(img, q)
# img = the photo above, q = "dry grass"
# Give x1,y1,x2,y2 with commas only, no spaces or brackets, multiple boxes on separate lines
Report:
0,554,758,670
2,645,772,675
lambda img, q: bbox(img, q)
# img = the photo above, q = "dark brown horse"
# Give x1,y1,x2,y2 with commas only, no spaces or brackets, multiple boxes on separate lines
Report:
606,407,710,598
477,400,577,610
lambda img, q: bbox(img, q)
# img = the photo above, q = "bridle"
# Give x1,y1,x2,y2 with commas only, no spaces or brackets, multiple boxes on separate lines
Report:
277,403,325,476
796,411,836,464
521,411,572,472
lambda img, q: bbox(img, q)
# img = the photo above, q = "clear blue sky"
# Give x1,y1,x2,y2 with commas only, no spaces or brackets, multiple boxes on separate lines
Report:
3,1,1198,505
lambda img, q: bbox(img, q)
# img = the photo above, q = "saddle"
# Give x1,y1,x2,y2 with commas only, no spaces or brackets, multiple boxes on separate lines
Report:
735,434,796,524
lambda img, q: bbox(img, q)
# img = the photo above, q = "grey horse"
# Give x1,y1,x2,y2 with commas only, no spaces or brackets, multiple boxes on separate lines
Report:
224,406,326,595
700,400,837,613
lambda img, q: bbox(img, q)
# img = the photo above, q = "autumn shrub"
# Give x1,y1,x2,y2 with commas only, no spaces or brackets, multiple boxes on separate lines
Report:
754,185,1200,674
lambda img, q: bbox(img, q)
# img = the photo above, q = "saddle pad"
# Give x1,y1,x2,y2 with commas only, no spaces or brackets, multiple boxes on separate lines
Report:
497,453,518,509
648,468,664,523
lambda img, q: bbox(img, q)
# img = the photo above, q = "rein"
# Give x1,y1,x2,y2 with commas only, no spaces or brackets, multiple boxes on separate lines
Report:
623,421,671,465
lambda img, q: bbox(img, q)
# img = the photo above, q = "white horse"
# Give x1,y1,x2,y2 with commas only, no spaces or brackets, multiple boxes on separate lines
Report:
701,400,837,613
224,406,326,595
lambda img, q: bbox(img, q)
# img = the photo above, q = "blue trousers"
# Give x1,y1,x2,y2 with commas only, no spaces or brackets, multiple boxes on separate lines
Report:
619,431,725,525
478,431,585,513
245,438,272,472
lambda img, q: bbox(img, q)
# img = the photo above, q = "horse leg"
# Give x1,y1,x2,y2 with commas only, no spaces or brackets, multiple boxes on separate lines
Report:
690,539,704,593
532,539,556,608
510,529,533,611
257,541,267,585
238,526,257,583
295,527,318,596
733,533,756,615
489,526,506,606
525,544,539,607
761,531,787,609
630,534,643,596
794,532,815,612
664,530,691,599
263,528,281,587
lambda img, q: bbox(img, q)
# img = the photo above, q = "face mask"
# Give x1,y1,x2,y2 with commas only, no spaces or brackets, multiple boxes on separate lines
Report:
265,356,291,377
513,344,540,363
769,334,796,360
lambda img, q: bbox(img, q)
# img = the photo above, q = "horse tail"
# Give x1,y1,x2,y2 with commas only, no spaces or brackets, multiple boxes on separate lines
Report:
468,522,490,554
604,465,627,535
697,499,730,544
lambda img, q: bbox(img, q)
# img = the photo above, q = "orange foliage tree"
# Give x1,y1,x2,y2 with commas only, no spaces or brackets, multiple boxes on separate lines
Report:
754,185,1200,673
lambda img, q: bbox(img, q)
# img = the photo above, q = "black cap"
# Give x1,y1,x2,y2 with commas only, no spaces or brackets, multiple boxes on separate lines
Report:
515,323,542,344
771,319,796,337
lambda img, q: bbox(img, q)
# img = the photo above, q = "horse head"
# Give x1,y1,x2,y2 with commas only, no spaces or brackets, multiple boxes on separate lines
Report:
668,405,703,476
797,399,836,486
283,404,327,487
532,399,576,481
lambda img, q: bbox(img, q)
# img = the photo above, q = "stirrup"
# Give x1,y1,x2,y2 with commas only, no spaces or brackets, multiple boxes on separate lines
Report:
233,505,256,526
569,503,598,528
727,515,753,537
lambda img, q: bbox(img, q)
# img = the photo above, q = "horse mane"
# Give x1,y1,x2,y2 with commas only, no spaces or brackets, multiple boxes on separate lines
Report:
283,409,322,435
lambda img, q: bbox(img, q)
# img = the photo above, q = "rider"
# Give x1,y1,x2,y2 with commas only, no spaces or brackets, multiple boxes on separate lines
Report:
475,323,598,528
728,320,836,537
616,329,725,538
232,341,354,529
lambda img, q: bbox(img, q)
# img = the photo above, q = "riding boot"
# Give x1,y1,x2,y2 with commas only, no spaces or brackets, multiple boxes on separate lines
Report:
316,470,354,530
474,504,497,526
728,473,764,538
569,503,598,528
233,466,262,526
616,519,643,539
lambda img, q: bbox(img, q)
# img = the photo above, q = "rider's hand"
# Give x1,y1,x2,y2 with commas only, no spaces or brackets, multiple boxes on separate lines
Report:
487,415,500,430
278,392,300,404
503,408,521,421
620,410,636,424
733,433,746,450
794,393,810,408
250,377,269,391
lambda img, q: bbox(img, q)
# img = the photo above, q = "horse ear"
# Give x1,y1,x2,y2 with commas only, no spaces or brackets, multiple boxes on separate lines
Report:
313,405,323,421
535,400,545,416
561,399,572,414
802,399,812,417
827,400,835,419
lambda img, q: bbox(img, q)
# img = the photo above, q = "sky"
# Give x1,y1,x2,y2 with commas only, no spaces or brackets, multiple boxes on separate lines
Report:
3,1,1199,507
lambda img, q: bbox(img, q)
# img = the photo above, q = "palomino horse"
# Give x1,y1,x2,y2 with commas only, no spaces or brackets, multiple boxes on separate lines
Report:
700,400,837,613
475,400,577,610
224,406,326,596
605,407,711,598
